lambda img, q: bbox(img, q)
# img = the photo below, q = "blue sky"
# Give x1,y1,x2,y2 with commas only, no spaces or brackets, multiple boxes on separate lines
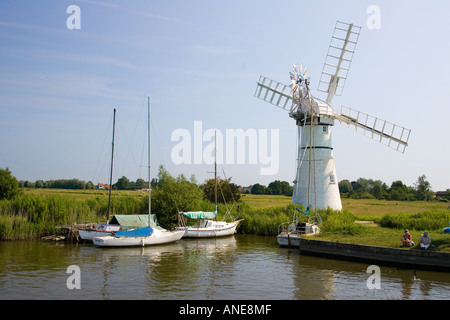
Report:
1,0,449,191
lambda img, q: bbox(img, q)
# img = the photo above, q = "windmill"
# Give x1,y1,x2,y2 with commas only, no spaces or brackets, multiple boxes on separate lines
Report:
254,21,411,212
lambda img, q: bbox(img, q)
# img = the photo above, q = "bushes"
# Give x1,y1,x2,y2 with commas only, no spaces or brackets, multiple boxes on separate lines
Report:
238,204,291,236
376,209,450,231
319,208,362,236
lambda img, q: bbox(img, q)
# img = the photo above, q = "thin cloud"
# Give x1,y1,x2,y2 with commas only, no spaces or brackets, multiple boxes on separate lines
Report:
75,0,195,26
48,52,137,69
189,45,242,56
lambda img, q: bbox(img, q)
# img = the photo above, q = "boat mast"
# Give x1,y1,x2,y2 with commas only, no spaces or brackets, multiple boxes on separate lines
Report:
148,96,151,226
214,130,217,208
307,81,313,211
107,108,116,223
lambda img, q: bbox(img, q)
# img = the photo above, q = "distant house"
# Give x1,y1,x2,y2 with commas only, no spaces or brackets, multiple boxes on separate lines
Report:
240,185,253,194
98,183,110,190
435,191,448,198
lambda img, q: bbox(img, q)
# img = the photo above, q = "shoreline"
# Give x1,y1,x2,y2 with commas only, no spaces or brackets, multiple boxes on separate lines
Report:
297,238,450,271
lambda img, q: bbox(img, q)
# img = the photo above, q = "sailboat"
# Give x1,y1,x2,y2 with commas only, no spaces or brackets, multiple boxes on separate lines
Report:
177,132,243,238
276,207,320,247
277,73,321,247
79,108,121,241
92,97,185,247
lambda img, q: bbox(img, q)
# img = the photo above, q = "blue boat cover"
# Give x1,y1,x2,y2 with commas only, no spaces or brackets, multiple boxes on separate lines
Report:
114,226,153,237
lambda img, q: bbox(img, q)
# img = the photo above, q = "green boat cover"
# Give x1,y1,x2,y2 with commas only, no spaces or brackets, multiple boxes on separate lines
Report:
109,214,159,229
295,206,311,216
181,206,217,219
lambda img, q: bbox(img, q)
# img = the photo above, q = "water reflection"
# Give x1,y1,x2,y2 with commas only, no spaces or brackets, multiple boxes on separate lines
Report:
278,247,450,300
0,237,449,300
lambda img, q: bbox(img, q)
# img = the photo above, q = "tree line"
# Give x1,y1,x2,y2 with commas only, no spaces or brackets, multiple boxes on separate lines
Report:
338,175,444,201
2,167,448,202
247,181,294,196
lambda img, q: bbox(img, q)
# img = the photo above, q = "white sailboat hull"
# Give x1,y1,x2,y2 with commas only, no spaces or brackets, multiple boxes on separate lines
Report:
79,224,121,241
92,228,184,247
181,220,242,238
277,224,320,247
277,233,301,247
79,229,113,241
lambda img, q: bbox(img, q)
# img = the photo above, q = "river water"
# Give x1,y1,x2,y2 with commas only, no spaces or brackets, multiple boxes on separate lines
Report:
0,235,448,300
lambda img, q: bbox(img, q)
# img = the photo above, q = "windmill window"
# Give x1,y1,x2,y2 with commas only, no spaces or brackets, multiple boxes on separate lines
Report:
330,175,336,184
322,126,328,133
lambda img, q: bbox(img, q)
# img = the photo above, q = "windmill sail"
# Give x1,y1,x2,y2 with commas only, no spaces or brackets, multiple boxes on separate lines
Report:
255,75,295,111
337,106,411,153
318,21,361,104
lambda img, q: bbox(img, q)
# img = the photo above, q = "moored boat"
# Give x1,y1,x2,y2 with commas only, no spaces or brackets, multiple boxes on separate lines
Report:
93,97,184,247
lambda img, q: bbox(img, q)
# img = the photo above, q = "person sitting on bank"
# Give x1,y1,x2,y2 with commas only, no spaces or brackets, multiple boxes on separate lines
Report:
401,229,414,247
420,231,431,249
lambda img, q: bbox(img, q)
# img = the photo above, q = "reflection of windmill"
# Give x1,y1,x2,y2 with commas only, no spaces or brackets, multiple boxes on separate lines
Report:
255,21,411,211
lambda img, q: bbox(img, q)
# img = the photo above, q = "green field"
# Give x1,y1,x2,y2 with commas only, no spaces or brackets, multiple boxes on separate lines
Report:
241,194,450,217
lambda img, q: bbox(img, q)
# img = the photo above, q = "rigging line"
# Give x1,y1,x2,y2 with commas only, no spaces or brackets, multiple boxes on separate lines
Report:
312,122,317,211
150,116,168,168
218,177,233,220
116,115,142,180
222,167,239,220
135,98,147,179
221,168,237,207
137,96,168,173
92,111,114,185
298,117,310,180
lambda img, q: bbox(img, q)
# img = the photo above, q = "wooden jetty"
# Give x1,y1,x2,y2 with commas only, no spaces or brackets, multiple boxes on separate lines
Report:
41,223,96,242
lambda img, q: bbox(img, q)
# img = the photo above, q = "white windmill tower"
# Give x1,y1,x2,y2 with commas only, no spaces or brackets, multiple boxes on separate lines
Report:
254,21,411,212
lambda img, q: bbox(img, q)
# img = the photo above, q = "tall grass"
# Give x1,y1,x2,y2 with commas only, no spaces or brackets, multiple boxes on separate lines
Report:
319,208,363,236
0,193,146,240
2,191,449,240
237,204,362,237
376,209,450,231
238,203,291,236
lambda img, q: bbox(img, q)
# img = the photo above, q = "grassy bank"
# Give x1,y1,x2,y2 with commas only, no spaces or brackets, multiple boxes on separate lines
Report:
1,191,449,253
239,195,450,252
0,190,147,240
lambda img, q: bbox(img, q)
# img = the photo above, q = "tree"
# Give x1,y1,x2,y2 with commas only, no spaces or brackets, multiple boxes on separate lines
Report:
115,176,131,190
280,181,293,196
251,183,266,195
389,180,409,200
0,168,20,200
371,180,389,200
414,174,433,201
267,180,293,196
35,180,45,188
134,178,147,190
151,165,203,229
339,180,353,195
201,178,241,204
